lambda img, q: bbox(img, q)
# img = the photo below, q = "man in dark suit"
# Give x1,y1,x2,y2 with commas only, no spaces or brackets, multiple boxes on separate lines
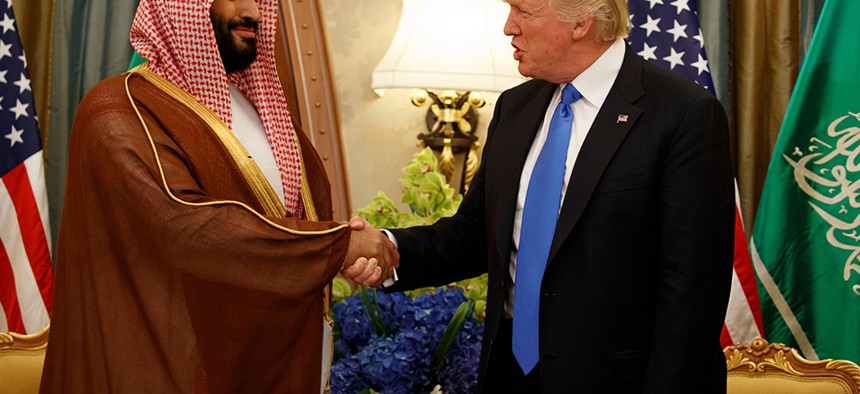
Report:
356,0,734,392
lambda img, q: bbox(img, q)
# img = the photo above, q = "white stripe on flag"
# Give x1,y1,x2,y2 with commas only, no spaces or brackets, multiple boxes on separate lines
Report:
0,301,7,332
24,153,52,255
750,238,818,360
722,180,762,344
724,268,760,343
734,181,745,228
0,178,50,333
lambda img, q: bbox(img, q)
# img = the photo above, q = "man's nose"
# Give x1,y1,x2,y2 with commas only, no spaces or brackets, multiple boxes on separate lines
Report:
503,10,519,36
237,0,261,22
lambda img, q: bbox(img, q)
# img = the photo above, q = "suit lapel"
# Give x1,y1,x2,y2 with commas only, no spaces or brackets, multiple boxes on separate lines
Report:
493,82,557,266
547,48,646,263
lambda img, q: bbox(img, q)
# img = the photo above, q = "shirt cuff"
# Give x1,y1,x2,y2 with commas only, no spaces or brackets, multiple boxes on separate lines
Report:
381,229,399,287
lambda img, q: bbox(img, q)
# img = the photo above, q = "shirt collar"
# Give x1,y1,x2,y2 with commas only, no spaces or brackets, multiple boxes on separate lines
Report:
563,37,626,109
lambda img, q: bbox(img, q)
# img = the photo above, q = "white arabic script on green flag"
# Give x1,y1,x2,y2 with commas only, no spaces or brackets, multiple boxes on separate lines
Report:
751,0,860,364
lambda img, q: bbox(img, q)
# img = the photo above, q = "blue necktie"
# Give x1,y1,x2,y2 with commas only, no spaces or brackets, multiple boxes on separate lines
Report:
513,83,582,374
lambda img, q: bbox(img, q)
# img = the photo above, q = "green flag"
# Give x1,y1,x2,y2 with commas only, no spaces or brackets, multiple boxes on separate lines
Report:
129,51,146,69
751,0,860,364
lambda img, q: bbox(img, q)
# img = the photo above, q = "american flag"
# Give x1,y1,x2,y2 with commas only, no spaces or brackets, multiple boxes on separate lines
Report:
626,0,764,347
0,0,53,334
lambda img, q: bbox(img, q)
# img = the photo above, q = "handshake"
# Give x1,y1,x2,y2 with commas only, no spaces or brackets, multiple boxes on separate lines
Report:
340,217,399,288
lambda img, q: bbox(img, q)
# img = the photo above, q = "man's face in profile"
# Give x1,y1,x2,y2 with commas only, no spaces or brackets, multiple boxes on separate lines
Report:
210,0,260,73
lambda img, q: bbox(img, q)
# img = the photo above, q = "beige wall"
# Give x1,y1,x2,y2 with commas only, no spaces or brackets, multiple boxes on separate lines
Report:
320,0,501,214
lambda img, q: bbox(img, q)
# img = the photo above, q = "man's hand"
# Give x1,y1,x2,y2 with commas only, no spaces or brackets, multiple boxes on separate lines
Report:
341,257,383,286
348,216,399,260
347,216,368,231
340,217,399,287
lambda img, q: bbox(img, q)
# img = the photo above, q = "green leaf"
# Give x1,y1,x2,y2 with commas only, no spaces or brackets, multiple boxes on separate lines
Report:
371,288,387,336
431,300,473,369
355,192,401,229
358,287,388,337
331,277,353,303
473,300,486,321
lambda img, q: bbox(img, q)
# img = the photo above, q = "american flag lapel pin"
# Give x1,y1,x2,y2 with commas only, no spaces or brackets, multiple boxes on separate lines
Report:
616,114,629,124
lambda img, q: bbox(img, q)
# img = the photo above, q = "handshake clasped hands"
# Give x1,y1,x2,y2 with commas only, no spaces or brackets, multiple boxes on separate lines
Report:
340,217,399,288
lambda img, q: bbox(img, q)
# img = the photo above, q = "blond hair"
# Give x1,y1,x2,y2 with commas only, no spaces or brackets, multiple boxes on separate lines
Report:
550,0,630,41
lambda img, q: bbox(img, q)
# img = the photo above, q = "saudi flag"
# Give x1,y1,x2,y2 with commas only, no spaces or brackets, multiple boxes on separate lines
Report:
751,0,860,364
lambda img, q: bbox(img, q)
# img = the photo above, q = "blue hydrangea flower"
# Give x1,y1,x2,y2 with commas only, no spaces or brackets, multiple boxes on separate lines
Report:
332,293,373,356
330,357,369,394
330,287,484,394
438,319,483,393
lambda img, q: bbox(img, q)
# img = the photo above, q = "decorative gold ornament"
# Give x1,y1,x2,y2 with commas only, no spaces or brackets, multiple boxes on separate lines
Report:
724,338,860,390
463,141,481,192
410,89,485,193
439,138,456,180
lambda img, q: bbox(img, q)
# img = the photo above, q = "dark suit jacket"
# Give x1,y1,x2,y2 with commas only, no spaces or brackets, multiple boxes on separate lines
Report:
388,45,734,393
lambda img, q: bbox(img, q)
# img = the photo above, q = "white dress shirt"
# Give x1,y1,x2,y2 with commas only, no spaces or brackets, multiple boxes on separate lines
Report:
504,37,627,317
229,84,286,206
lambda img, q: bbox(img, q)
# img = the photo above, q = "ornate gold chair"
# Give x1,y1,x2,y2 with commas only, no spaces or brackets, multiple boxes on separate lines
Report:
725,338,860,394
0,325,49,394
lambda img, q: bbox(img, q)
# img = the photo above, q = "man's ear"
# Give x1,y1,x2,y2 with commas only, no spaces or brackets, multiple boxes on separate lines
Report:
571,16,595,41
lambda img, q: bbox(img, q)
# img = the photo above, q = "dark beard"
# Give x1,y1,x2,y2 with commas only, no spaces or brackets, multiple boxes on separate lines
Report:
211,11,259,74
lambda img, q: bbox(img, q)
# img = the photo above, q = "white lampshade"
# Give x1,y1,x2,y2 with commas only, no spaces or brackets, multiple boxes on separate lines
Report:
371,0,526,93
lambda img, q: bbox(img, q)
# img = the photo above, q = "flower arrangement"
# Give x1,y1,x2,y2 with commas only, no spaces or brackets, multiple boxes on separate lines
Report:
353,147,461,228
330,148,488,394
329,287,483,394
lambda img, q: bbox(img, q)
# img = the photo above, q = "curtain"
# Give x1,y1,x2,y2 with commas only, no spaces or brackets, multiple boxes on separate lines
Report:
45,0,139,253
698,0,825,233
729,0,800,233
800,0,826,61
696,0,729,109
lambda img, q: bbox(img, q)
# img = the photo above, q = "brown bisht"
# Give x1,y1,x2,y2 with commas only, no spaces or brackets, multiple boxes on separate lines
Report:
40,66,350,393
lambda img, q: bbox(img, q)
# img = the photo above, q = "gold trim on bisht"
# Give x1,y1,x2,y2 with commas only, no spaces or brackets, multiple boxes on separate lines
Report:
293,128,335,325
124,62,347,236
131,62,286,218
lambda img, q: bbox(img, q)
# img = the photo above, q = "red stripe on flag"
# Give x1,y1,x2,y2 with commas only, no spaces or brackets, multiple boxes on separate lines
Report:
720,203,765,347
720,323,732,348
732,205,763,335
0,240,26,333
4,164,53,315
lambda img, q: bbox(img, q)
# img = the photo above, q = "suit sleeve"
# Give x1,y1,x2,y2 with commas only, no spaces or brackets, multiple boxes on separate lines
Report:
385,175,488,291
384,93,511,292
644,93,735,390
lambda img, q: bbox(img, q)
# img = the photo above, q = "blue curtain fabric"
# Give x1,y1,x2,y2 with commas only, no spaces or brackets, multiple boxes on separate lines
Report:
46,0,139,253
696,0,729,108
